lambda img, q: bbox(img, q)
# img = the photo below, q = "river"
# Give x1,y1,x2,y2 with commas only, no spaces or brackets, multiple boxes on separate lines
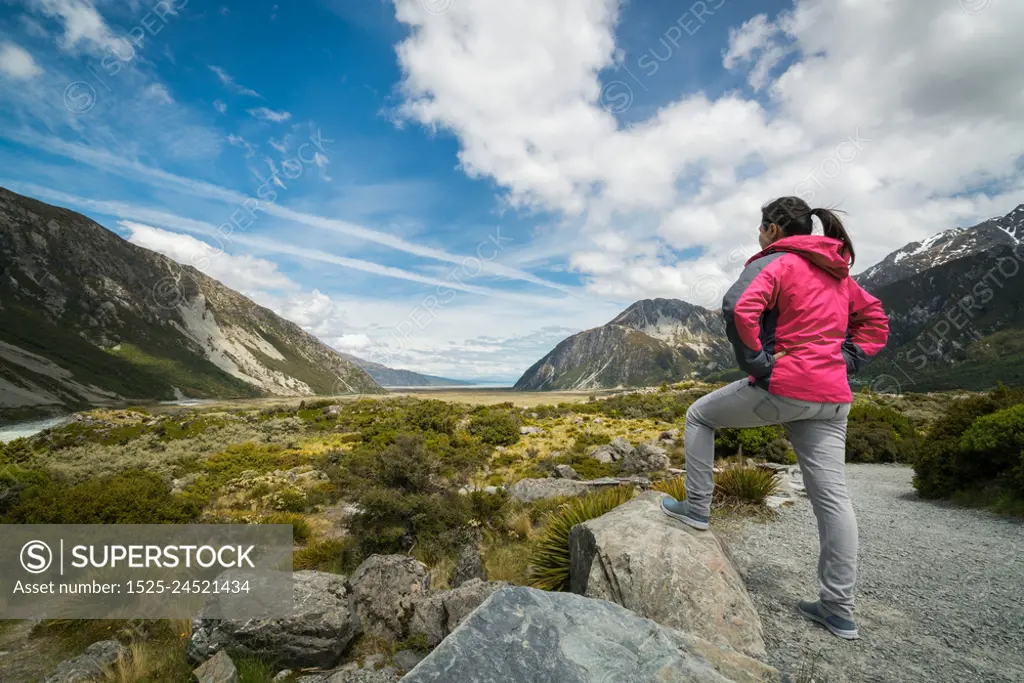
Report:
0,416,72,443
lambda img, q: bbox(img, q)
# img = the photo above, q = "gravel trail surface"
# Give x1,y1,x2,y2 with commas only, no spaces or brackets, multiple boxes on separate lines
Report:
725,464,1024,683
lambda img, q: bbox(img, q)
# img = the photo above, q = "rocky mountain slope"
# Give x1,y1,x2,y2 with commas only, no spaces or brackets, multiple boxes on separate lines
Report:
517,204,1024,391
514,298,732,390
856,205,1024,292
340,354,474,387
0,187,383,418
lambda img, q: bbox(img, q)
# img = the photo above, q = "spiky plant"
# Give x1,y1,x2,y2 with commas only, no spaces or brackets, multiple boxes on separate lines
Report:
652,476,687,501
527,486,636,591
714,465,781,505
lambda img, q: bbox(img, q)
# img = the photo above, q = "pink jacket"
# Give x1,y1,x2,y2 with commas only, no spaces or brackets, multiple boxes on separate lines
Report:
722,235,890,404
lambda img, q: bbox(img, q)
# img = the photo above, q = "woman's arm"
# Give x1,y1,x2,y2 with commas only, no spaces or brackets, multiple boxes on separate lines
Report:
722,254,786,378
843,280,890,374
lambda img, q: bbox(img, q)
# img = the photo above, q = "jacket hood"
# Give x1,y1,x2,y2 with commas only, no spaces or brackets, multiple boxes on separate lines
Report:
747,235,850,279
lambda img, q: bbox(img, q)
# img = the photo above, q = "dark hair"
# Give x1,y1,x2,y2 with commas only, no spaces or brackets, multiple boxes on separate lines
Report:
761,196,855,265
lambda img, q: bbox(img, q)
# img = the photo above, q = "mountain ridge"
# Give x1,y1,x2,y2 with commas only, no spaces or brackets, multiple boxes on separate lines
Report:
0,186,384,419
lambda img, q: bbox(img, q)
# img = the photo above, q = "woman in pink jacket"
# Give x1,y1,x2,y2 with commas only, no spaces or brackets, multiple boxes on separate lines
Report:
661,196,890,640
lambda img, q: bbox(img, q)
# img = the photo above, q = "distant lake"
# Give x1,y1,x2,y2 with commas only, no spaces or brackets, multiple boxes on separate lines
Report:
0,415,72,443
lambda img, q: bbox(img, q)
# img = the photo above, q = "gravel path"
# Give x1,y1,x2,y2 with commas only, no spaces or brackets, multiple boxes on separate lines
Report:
725,464,1024,683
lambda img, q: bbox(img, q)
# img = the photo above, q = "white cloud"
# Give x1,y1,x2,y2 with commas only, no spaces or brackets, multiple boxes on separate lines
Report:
0,42,43,79
213,99,227,114
143,83,173,104
27,0,128,56
227,133,255,158
393,0,1024,303
248,107,292,123
121,221,298,295
208,65,262,98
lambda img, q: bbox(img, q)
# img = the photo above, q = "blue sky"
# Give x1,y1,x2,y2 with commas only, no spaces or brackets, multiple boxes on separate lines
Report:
1,0,1022,382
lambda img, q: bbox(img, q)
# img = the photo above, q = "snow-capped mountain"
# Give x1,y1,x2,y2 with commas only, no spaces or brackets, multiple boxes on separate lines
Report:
856,205,1024,293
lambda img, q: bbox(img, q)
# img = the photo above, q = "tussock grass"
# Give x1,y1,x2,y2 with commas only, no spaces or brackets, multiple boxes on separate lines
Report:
714,465,781,505
527,486,636,591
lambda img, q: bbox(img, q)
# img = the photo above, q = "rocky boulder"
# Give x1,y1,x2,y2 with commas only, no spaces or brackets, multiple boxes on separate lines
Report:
401,587,778,683
350,555,430,641
507,477,589,502
451,544,486,588
552,464,580,480
589,436,635,464
42,640,128,683
569,491,766,659
189,570,360,669
619,442,670,474
408,579,509,648
193,650,238,683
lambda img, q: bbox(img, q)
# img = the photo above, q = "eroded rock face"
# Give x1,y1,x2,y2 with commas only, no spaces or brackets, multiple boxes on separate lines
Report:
189,571,361,670
401,587,779,683
451,544,486,588
408,579,509,648
350,555,430,641
569,491,766,659
41,640,128,683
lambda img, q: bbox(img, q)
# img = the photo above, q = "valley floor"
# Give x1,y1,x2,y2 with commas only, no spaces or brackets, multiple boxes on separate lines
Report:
725,464,1024,683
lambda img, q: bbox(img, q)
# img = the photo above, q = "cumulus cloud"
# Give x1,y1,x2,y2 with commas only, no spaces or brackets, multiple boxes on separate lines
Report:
121,221,298,295
393,0,1024,303
0,42,43,79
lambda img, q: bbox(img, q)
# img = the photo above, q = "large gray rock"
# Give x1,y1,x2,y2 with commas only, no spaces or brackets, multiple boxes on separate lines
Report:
408,579,509,648
508,477,650,502
193,650,238,683
619,442,670,474
189,570,360,669
553,464,581,480
401,587,778,683
350,555,430,641
42,640,128,683
507,477,590,502
569,491,766,659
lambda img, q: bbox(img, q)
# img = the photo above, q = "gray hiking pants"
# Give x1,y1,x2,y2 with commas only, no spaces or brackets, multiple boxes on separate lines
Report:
684,379,857,619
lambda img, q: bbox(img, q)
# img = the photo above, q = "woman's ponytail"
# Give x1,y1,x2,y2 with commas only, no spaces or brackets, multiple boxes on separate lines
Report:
811,207,855,266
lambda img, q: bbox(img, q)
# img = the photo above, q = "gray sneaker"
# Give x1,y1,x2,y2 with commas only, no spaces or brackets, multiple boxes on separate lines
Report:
659,496,710,530
798,600,860,640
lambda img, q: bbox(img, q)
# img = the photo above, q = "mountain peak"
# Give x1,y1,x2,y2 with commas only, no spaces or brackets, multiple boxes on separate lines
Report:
856,204,1023,292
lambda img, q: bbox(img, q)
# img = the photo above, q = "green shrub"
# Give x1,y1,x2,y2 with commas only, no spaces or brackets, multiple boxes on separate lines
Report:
714,466,780,505
762,438,797,465
528,486,636,591
467,406,522,446
913,386,1024,500
0,437,35,464
959,404,1024,496
845,402,914,464
3,470,201,524
261,512,312,544
845,423,900,463
716,425,785,459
